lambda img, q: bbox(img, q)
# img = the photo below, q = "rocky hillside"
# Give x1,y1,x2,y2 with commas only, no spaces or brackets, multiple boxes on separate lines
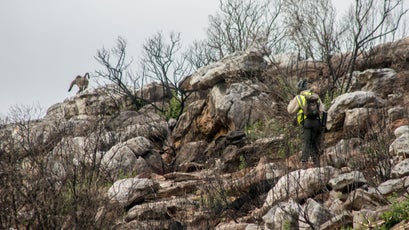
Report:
1,37,409,229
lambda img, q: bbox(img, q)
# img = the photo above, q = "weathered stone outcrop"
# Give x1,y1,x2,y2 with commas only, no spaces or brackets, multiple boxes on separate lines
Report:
3,37,409,230
326,91,387,131
358,36,409,71
118,37,409,229
323,138,362,168
263,166,340,208
375,176,409,196
108,178,160,208
389,125,409,156
101,136,165,178
328,171,367,192
106,111,169,143
350,68,397,97
180,44,269,92
46,88,123,120
173,45,275,148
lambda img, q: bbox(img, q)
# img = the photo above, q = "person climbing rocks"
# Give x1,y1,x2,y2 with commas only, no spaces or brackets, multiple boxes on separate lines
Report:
287,79,326,168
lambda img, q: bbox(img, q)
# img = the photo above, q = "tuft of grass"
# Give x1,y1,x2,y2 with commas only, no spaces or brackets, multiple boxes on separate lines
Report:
244,118,301,159
244,118,290,140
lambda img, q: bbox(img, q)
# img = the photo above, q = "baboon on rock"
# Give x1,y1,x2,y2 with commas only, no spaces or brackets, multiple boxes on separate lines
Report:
68,72,90,93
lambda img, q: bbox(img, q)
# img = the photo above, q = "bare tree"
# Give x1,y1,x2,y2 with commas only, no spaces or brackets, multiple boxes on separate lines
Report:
283,0,407,99
95,36,169,112
0,105,121,229
141,31,194,119
95,34,193,120
206,0,286,59
283,0,350,100
185,39,218,69
284,0,338,60
341,0,407,92
95,37,147,110
142,32,189,87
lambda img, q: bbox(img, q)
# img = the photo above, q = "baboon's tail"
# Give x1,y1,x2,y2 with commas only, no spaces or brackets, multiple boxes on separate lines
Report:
68,80,75,92
84,72,90,79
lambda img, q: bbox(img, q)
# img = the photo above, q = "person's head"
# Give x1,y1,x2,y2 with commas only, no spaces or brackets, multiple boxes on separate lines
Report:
297,79,308,92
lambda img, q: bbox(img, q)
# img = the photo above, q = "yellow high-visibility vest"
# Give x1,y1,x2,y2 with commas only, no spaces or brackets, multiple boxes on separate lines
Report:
295,91,317,125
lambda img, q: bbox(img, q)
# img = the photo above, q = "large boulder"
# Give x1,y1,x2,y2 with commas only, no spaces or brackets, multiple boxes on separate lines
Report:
173,79,275,148
46,83,172,121
326,91,386,131
375,176,409,196
172,45,274,147
208,82,274,131
298,198,334,229
174,141,207,172
135,82,172,103
391,159,409,178
101,136,164,178
350,68,397,97
46,88,125,120
125,198,198,223
343,107,381,136
262,166,340,209
358,36,409,71
107,111,169,143
328,171,367,192
51,136,91,161
107,178,160,208
389,125,409,157
180,43,269,92
262,199,300,230
323,138,362,168
343,188,388,210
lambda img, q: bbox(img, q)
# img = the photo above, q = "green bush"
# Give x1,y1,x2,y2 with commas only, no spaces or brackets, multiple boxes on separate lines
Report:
239,155,247,170
165,91,182,120
381,195,409,229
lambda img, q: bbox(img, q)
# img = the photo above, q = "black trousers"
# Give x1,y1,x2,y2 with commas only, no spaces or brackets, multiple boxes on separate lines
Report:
301,118,322,166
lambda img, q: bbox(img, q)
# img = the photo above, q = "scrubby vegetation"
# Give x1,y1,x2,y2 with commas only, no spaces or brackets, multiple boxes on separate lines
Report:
1,0,409,229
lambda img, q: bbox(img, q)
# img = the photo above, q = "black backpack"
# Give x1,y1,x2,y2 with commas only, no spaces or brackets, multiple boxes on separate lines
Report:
301,92,319,118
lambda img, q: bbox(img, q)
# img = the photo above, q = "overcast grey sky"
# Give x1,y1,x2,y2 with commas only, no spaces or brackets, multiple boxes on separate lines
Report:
0,0,221,118
0,0,385,118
